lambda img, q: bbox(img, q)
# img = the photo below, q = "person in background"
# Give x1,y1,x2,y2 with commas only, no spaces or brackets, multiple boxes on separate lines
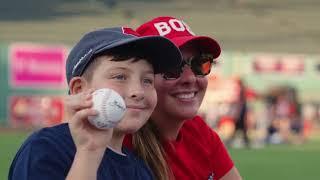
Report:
227,78,250,148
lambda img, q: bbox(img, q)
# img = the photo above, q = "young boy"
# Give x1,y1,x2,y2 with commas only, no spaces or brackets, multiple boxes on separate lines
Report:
8,27,182,180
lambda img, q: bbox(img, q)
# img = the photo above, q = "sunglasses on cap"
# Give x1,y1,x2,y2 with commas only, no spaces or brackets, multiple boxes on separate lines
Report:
162,54,215,80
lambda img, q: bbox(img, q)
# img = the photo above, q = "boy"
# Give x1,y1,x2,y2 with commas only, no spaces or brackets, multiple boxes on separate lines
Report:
9,27,182,180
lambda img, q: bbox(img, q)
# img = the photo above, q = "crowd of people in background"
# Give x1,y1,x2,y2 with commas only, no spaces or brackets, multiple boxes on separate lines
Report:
202,79,319,148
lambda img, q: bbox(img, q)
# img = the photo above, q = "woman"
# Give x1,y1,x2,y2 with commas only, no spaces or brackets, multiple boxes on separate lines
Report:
133,16,242,180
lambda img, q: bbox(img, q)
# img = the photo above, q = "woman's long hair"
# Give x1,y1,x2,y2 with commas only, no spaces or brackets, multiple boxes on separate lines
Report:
132,120,172,180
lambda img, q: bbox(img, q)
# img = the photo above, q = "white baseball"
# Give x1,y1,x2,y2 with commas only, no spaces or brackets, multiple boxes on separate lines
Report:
88,88,126,129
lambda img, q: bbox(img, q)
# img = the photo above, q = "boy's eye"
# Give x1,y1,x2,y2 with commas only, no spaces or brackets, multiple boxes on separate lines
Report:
143,78,154,85
112,74,126,80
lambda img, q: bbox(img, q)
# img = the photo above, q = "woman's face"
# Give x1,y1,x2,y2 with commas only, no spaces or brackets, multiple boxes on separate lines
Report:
87,56,157,134
152,45,208,122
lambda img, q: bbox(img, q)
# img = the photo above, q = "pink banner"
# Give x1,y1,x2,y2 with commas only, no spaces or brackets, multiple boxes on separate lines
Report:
9,43,68,88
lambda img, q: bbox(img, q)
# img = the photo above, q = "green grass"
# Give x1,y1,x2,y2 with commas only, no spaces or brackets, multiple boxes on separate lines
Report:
0,131,31,180
229,139,320,180
1,131,319,180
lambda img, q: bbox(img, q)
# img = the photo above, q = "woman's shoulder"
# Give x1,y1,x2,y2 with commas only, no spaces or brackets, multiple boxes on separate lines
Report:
183,116,215,132
181,116,221,142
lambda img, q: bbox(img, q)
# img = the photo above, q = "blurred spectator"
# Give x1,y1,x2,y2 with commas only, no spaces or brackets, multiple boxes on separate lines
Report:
302,103,316,142
227,78,250,148
265,86,303,144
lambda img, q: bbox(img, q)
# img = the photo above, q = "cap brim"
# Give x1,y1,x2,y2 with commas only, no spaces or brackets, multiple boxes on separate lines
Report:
171,36,221,59
95,36,182,74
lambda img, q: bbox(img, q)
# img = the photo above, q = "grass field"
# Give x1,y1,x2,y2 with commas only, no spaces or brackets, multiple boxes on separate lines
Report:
229,138,320,180
0,131,31,180
1,131,319,180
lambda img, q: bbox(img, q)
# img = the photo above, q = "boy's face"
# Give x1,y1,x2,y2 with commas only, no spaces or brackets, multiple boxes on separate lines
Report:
85,55,157,133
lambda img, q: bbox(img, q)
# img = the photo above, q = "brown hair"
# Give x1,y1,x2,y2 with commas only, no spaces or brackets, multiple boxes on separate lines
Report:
82,46,149,82
132,121,172,180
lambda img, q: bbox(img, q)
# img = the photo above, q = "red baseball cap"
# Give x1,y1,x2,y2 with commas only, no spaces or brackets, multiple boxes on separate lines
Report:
136,16,221,59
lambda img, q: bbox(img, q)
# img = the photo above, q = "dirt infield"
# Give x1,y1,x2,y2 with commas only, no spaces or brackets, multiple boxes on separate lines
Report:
0,126,34,133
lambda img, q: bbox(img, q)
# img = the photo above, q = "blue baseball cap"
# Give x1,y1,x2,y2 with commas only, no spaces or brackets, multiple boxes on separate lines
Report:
66,27,182,84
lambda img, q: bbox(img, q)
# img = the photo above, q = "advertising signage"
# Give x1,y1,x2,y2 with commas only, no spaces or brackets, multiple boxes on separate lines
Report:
9,43,68,89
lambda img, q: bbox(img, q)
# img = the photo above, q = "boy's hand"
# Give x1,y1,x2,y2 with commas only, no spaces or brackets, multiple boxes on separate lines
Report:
65,89,113,152
64,89,95,121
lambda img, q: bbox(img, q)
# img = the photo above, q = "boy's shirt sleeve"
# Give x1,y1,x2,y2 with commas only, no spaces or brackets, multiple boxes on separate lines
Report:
9,133,72,180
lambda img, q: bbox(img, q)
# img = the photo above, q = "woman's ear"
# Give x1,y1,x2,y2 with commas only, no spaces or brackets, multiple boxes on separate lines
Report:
69,77,88,95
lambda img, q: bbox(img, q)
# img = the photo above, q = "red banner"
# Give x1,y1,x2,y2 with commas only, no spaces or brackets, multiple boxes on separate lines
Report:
253,54,304,74
9,96,64,128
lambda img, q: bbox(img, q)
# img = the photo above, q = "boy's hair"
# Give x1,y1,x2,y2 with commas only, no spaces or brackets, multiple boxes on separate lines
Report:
82,45,150,82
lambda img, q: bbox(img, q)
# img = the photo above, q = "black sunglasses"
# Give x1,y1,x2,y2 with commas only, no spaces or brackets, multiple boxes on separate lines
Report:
162,54,215,80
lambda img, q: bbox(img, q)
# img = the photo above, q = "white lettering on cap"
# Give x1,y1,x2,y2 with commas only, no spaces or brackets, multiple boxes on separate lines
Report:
72,48,93,75
153,19,195,36
181,20,195,35
154,22,171,36
168,19,185,31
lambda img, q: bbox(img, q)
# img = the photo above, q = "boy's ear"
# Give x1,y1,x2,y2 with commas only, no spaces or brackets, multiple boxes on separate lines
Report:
69,77,88,95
